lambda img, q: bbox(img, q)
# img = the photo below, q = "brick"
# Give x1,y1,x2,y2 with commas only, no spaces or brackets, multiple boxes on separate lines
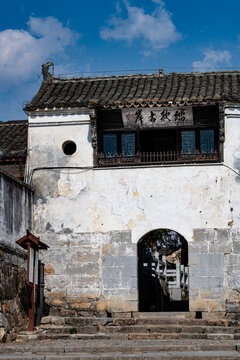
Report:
95,301,107,312
40,316,53,324
103,289,138,301
189,253,224,267
190,299,208,311
66,263,100,276
51,317,65,325
48,292,66,299
190,276,224,289
193,228,215,243
44,263,55,275
102,255,137,268
69,301,92,310
208,300,225,312
102,231,136,256
71,250,100,263
52,299,65,306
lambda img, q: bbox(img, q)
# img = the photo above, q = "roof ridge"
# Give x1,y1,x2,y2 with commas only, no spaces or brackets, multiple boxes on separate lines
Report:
50,70,240,83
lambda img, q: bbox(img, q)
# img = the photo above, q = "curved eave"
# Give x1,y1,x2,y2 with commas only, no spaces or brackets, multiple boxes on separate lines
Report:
24,98,235,113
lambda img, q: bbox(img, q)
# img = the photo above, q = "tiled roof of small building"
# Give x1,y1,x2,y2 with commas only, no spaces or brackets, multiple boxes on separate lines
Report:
25,71,240,111
0,120,28,159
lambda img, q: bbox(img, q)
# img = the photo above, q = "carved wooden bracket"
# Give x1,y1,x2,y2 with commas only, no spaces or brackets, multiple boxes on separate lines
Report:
90,111,97,149
219,104,225,143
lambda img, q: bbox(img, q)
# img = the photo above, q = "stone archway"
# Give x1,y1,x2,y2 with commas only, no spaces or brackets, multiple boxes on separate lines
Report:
138,229,189,312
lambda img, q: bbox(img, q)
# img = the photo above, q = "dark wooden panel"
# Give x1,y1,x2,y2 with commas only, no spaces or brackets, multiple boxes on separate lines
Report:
193,106,218,126
98,109,123,131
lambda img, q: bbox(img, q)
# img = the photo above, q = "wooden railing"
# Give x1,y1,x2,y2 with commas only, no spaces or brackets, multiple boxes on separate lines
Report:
98,150,219,166
143,253,189,301
152,255,189,290
166,264,189,291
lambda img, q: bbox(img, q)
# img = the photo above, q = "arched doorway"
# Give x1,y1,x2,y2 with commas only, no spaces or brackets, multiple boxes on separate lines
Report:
138,229,189,312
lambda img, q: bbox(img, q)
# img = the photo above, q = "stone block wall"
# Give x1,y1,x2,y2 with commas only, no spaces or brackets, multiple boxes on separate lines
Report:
189,229,240,314
0,243,28,342
40,231,138,316
36,227,240,317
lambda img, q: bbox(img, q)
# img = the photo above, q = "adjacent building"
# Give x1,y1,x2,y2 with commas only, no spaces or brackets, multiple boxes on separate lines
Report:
0,120,28,180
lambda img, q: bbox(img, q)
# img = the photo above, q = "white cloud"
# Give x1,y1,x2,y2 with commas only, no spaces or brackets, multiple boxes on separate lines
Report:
192,49,232,71
100,0,180,51
0,16,80,87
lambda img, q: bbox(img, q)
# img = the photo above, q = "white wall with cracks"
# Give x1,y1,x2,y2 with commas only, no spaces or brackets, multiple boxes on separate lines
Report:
25,106,240,314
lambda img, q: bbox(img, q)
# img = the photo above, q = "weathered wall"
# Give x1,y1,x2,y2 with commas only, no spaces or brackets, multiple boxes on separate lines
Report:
0,169,33,248
40,231,137,315
190,229,240,314
27,106,240,313
0,243,28,342
0,170,32,340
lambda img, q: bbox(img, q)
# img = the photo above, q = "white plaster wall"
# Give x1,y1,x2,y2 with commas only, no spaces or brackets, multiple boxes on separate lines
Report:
27,107,240,244
28,111,93,171
32,165,238,244
225,107,240,169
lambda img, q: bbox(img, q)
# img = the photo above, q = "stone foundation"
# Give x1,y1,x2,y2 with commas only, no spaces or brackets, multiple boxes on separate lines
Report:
190,229,240,314
39,228,240,317
0,243,28,342
40,231,138,316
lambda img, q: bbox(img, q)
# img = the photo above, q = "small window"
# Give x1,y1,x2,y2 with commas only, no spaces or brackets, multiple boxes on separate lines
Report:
62,141,77,155
103,134,117,159
121,133,135,157
181,130,196,154
200,129,214,154
103,133,136,162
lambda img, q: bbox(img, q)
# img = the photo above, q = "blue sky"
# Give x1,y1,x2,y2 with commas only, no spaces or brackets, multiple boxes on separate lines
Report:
1,0,240,121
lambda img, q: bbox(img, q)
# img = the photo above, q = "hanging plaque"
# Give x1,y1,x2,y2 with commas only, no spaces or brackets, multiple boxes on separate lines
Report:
122,107,193,128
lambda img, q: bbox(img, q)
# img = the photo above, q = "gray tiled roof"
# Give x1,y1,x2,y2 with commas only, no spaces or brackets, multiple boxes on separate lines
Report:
25,71,240,111
0,120,28,159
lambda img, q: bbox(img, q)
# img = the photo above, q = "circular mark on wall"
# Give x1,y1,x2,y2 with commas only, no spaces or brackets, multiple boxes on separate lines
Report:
62,140,77,155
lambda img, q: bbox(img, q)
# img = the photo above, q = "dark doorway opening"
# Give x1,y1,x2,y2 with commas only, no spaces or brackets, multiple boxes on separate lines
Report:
138,229,189,312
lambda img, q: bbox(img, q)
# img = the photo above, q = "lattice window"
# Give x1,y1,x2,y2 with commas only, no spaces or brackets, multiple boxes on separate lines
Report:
200,129,214,153
103,134,117,158
121,133,135,156
181,130,196,154
98,109,123,131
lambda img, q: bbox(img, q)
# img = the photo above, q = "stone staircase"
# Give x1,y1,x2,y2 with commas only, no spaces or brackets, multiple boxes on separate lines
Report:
1,312,240,359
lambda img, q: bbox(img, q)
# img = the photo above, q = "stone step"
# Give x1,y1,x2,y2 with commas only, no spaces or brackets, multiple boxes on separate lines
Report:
106,325,239,334
127,333,236,340
41,316,110,327
16,331,240,342
113,318,240,327
16,333,114,342
132,312,192,319
42,316,239,328
2,339,240,353
1,350,240,359
35,324,240,335
37,325,100,334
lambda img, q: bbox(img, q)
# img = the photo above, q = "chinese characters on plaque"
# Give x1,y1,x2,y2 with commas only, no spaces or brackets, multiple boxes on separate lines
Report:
122,107,193,128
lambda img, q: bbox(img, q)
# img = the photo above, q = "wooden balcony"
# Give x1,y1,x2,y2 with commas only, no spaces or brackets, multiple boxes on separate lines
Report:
97,150,219,167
